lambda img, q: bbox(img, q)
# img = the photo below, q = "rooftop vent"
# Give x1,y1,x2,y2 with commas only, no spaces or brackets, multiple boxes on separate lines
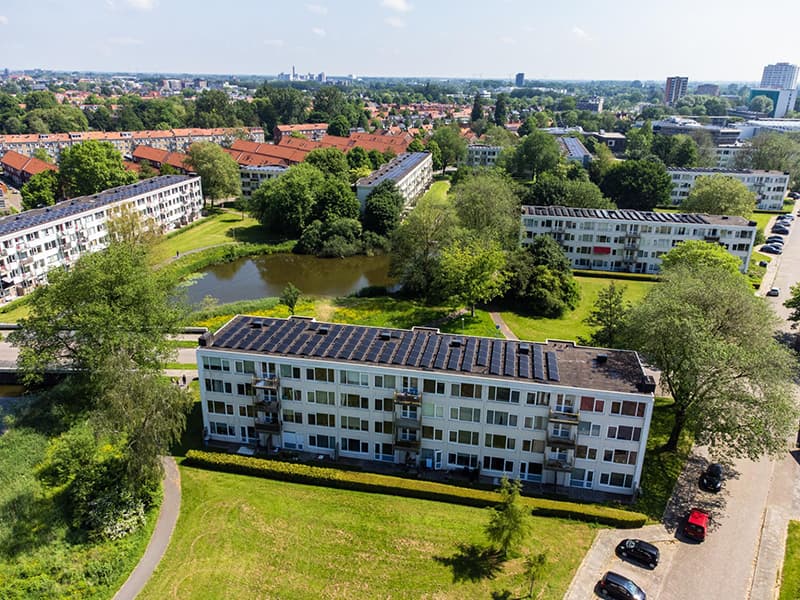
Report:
450,338,463,348
250,319,263,329
639,375,657,393
519,343,530,354
596,354,608,365
318,326,330,335
379,331,392,341
198,332,214,347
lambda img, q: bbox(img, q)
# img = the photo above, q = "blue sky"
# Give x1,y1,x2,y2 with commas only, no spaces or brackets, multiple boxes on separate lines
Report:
1,0,798,81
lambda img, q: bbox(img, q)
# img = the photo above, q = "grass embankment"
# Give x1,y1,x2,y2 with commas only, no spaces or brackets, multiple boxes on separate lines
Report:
780,521,800,600
501,275,654,342
0,426,157,599
139,465,594,600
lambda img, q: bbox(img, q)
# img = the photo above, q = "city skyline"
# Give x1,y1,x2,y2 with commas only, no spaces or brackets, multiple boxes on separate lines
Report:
1,0,799,81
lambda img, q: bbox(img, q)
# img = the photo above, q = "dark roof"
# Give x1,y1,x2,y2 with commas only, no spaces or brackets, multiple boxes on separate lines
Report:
356,152,430,187
0,175,196,238
521,205,754,227
667,166,788,176
205,316,650,394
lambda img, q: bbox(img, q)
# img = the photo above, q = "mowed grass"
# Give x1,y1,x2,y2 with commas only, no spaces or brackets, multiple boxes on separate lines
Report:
421,179,450,203
780,520,800,600
139,466,596,600
501,276,654,343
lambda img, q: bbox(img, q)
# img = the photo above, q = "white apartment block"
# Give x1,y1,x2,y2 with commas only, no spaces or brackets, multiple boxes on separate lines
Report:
465,144,503,167
240,165,288,199
197,315,656,499
0,127,265,162
714,143,747,168
668,167,789,210
521,206,756,274
760,62,799,89
0,175,202,301
355,152,433,210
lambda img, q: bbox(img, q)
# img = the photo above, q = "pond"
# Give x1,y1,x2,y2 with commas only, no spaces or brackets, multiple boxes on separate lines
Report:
183,253,394,305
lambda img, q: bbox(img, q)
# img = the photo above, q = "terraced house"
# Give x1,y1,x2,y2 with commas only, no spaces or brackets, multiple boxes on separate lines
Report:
197,316,656,499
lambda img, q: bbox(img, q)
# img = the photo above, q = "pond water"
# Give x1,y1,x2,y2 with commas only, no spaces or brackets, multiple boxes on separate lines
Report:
183,253,394,305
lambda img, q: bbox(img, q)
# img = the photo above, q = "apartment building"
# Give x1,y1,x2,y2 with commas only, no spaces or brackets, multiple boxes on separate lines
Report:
667,167,789,210
0,175,202,301
664,76,688,106
273,123,330,144
465,144,503,167
355,152,433,210
0,127,265,162
557,137,592,167
0,150,58,186
521,205,756,274
239,165,288,198
197,315,656,498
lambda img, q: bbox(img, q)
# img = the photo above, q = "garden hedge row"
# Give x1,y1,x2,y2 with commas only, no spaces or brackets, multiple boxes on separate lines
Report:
183,450,647,528
573,270,659,282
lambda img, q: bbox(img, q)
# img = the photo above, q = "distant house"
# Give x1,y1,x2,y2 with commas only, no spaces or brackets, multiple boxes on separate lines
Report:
132,145,194,174
667,167,789,210
273,123,329,144
0,150,57,187
557,137,592,167
465,144,503,167
585,131,627,155
355,152,433,210
240,165,288,199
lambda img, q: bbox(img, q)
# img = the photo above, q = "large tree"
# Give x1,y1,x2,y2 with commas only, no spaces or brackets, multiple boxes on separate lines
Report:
470,92,483,122
584,281,629,348
363,181,404,236
493,93,509,126
485,478,530,559
249,163,326,236
660,239,743,275
186,141,241,204
58,140,137,198
305,147,350,179
451,170,521,250
20,169,59,210
430,125,467,172
600,159,672,211
438,236,508,316
621,263,797,456
525,173,615,209
681,174,756,218
501,130,561,181
735,132,800,189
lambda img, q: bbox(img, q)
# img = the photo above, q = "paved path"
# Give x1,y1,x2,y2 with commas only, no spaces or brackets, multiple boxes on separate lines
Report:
489,311,518,340
113,456,181,600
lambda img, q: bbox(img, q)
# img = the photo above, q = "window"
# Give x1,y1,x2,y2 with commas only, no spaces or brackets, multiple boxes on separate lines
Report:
341,394,369,409
451,383,482,399
486,410,517,427
238,405,255,418
611,401,646,417
341,437,369,453
210,422,234,436
422,402,444,418
523,416,547,430
234,360,256,374
600,472,634,488
423,378,445,394
282,409,303,424
374,374,396,389
374,397,394,412
570,468,594,489
307,413,335,427
488,386,519,403
341,370,369,386
204,379,232,394
202,356,230,372
279,364,300,379
307,367,334,382
526,391,550,406
450,406,481,422
309,434,336,449
607,425,642,441
580,396,605,413
522,439,546,453
342,416,368,431
374,421,394,434
578,421,601,437
448,452,479,468
236,382,253,397
206,400,232,415
422,426,443,440
281,387,302,402
483,456,513,472
603,449,638,465
576,445,597,460
402,376,418,391
485,433,515,450
449,430,479,445
520,461,543,482
308,390,336,405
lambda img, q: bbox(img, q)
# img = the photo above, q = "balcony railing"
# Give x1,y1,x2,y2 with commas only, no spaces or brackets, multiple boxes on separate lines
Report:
253,398,280,412
394,414,421,429
548,409,580,425
543,458,574,472
254,417,281,433
253,375,279,390
546,433,577,448
394,388,422,405
394,436,421,449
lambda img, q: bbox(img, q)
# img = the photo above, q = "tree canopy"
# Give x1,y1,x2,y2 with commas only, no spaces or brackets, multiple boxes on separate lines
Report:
525,173,615,209
500,130,561,181
249,163,326,236
438,236,508,316
600,159,671,211
584,281,629,348
186,141,241,202
58,140,137,198
20,169,59,210
363,181,404,236
451,170,521,250
660,239,743,275
430,125,467,172
681,174,756,218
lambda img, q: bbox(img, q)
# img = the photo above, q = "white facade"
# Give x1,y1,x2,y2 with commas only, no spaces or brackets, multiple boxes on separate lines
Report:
355,152,433,210
465,144,502,167
521,205,756,274
760,62,799,89
0,175,202,301
197,316,656,498
240,165,288,199
714,143,746,168
668,167,789,210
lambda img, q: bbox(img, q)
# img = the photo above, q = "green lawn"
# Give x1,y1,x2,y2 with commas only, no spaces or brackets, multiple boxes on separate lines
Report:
780,521,800,600
501,275,654,343
139,466,595,600
421,180,450,203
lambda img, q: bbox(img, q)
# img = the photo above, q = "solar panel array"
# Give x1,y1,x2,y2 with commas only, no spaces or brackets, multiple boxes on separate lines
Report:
357,152,430,187
521,204,719,225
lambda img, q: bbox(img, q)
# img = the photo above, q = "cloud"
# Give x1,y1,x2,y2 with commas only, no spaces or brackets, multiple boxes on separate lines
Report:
306,3,328,14
124,0,157,9
384,16,405,28
311,27,326,37
381,0,412,12
264,39,285,47
107,36,145,46
571,26,590,40
499,36,516,45
0,15,7,25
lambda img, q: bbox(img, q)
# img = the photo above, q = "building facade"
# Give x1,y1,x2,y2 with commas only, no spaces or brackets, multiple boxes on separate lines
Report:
695,84,720,96
576,97,604,113
355,152,433,210
465,144,503,167
652,117,740,145
239,165,288,198
760,62,799,89
667,167,789,210
557,137,592,166
664,76,689,106
747,87,797,119
198,315,656,498
515,73,525,87
521,205,756,274
0,150,58,186
0,175,202,301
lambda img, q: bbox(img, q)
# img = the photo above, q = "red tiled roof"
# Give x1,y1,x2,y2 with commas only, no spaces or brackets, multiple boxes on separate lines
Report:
0,150,58,177
275,123,329,133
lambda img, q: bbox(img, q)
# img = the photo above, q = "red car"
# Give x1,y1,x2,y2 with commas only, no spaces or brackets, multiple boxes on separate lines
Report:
683,508,709,542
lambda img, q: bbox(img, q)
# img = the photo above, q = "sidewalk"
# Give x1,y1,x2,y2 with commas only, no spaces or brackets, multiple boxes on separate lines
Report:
488,311,518,340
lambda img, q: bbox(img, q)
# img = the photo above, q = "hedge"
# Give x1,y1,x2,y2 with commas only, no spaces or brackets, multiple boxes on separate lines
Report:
183,450,647,528
573,270,659,282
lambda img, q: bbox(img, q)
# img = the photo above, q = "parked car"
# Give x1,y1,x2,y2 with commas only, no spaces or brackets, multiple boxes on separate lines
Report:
789,191,800,199
765,236,785,244
781,213,796,220
683,508,709,542
772,226,790,235
767,287,781,297
616,538,660,569
761,245,783,255
598,571,646,600
700,462,725,490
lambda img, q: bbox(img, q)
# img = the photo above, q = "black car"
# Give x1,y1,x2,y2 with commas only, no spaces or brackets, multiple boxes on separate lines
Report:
700,463,724,492
616,538,660,569
766,236,785,244
773,227,790,235
598,571,646,600
762,244,783,254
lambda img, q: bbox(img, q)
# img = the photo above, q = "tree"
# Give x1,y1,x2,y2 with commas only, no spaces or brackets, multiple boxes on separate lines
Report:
438,237,508,316
470,92,483,122
621,263,797,456
430,125,467,172
735,133,800,189
494,93,509,126
32,147,52,163
305,147,350,179
681,174,756,218
749,95,774,115
652,134,698,167
20,169,59,210
451,170,521,250
186,142,241,204
501,130,561,181
406,138,425,153
660,239,743,275
313,177,360,223
105,202,160,247
347,146,371,170
312,87,347,122
363,181,404,236
280,282,301,315
426,139,443,171
526,173,615,209
58,140,137,198
484,478,530,558
193,89,237,127
327,115,350,137
482,124,518,148
584,281,629,348
600,159,671,211
249,163,326,236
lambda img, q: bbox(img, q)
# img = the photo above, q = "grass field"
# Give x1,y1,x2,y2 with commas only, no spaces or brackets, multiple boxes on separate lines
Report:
780,521,800,600
500,275,654,343
421,180,450,203
139,466,596,600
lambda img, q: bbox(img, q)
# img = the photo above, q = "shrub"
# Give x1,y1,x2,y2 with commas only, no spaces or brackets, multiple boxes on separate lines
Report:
184,450,647,528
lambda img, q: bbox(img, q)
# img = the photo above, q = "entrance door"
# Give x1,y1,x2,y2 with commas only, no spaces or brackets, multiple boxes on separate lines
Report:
434,449,443,470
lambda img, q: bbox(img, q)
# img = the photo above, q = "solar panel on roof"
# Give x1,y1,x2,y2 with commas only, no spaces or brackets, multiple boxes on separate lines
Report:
533,345,545,380
365,343,381,362
504,344,516,377
433,341,448,369
391,335,413,365
447,345,461,370
546,351,560,381
489,341,502,375
406,335,426,365
353,329,378,357
461,338,476,372
420,337,437,368
476,339,489,366
377,340,395,363
287,333,308,354
518,352,530,378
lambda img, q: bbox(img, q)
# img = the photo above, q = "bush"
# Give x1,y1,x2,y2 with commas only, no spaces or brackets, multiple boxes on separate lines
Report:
184,450,647,528
573,269,659,282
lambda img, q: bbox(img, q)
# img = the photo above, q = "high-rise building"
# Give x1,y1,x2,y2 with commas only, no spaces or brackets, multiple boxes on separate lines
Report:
515,72,525,87
664,76,689,106
760,62,799,90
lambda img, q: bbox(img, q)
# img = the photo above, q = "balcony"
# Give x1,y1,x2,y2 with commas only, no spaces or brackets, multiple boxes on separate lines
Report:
253,398,280,412
546,433,576,448
253,375,279,390
394,388,421,405
394,436,420,450
549,409,580,425
254,417,281,433
543,458,574,472
394,414,421,429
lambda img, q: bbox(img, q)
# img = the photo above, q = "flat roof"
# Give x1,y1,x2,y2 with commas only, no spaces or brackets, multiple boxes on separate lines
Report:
558,137,591,158
356,152,430,188
667,166,788,176
521,205,754,227
204,315,650,394
0,175,196,238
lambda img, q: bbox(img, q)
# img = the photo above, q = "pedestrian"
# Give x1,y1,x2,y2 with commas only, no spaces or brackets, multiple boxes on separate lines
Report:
181,374,187,386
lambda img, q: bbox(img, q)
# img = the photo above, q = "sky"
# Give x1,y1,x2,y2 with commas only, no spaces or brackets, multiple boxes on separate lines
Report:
1,0,799,81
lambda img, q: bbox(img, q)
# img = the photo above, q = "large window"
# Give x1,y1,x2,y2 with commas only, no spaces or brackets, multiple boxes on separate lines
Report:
210,422,234,436
307,413,335,427
483,455,513,472
202,356,230,372
610,401,646,418
204,379,232,394
238,405,255,418
447,452,479,468
451,383,482,399
422,426,443,440
341,394,369,409
523,416,546,430
374,421,394,434
448,429,479,446
488,386,520,403
341,370,369,386
422,402,444,418
374,397,394,412
234,360,256,374
423,378,445,394
236,382,254,397
486,410,517,427
580,396,605,413
206,400,233,415
341,416,368,431
522,439,546,453
309,435,336,449
526,391,551,406
281,387,302,402
576,445,597,460
578,421,602,437
341,437,369,453
600,472,634,488
450,406,481,422
374,374,396,389
603,449,638,465
279,364,301,379
607,425,642,441
282,409,303,424
485,433,515,450
308,390,336,405
307,367,335,382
